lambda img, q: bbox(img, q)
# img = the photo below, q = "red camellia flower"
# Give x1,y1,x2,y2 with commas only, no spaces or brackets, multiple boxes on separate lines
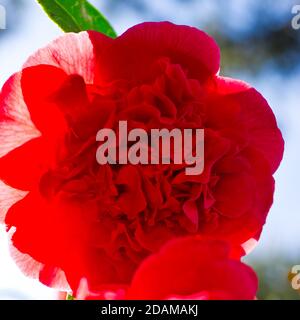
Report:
0,22,283,292
76,238,257,300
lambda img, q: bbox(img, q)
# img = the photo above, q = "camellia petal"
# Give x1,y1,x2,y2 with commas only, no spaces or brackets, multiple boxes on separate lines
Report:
126,237,258,300
0,137,48,191
24,31,112,84
95,21,220,84
210,76,284,173
0,73,40,158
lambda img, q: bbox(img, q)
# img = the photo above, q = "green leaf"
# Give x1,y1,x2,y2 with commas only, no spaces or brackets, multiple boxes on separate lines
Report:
66,293,75,300
37,0,117,38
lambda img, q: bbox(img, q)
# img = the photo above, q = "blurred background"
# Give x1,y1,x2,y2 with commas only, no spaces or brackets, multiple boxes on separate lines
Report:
0,0,299,299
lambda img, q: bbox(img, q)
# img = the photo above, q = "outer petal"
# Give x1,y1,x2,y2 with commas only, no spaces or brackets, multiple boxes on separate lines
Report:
24,31,112,84
0,137,49,191
0,31,112,150
126,237,257,300
4,190,72,289
209,76,284,173
20,65,69,135
0,181,27,224
95,22,220,83
0,31,112,189
5,190,130,292
21,65,101,138
0,73,40,158
8,238,69,290
211,147,275,245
